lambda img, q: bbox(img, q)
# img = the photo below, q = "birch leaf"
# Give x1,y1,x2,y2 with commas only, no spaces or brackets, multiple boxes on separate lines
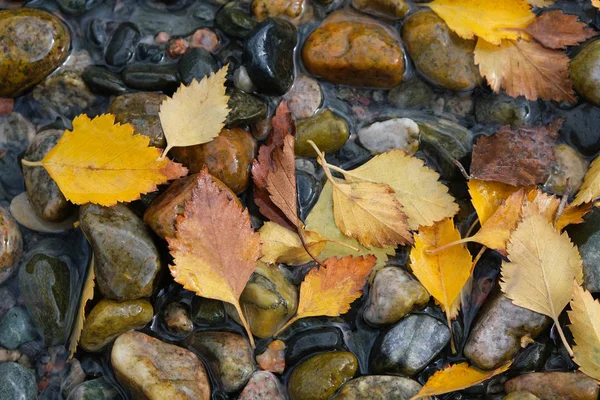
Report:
594,0,600,9
574,155,600,205
468,179,522,225
159,64,230,157
568,283,600,380
525,11,597,49
67,257,95,359
259,221,327,265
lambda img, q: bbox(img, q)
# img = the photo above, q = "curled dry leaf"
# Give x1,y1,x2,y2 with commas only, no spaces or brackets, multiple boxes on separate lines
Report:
68,257,95,359
500,213,583,356
523,189,591,230
574,155,600,205
429,0,535,45
259,221,327,265
468,179,524,225
167,169,261,347
274,255,376,336
159,64,230,157
470,121,560,187
21,114,188,206
266,135,301,228
410,362,512,400
474,39,576,102
568,283,600,381
525,10,597,49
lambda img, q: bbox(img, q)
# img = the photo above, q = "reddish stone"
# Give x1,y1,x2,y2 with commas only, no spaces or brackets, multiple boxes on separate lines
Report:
0,98,14,115
155,31,170,44
505,372,599,400
190,29,220,53
256,340,286,374
168,38,189,57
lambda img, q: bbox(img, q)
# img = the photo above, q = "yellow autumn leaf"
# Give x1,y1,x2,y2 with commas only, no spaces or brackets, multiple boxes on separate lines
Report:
346,150,458,230
526,0,554,6
500,213,583,355
594,0,600,9
429,0,535,45
468,179,522,225
68,258,95,359
410,362,512,400
568,283,600,381
524,189,592,230
21,114,188,206
259,222,327,265
574,156,600,205
159,64,230,157
305,181,395,269
411,218,472,351
557,203,592,231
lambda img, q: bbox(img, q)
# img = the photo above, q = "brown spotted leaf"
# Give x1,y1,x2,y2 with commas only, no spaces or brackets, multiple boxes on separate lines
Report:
525,10,597,49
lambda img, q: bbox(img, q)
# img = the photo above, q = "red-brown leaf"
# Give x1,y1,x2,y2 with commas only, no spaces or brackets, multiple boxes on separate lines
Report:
525,10,597,49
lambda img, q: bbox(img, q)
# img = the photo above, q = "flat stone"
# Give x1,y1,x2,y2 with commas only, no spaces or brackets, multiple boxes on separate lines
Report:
295,109,349,157
358,119,420,154
332,375,424,400
505,372,599,400
0,307,37,350
0,363,37,400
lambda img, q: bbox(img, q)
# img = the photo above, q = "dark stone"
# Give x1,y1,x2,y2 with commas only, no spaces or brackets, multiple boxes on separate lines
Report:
0,288,16,320
296,170,320,220
0,307,37,350
285,327,345,365
191,297,225,325
83,65,128,96
570,39,600,106
243,18,297,95
226,89,268,127
558,103,600,157
122,63,180,93
568,208,600,293
67,377,123,400
474,92,541,127
105,23,141,67
137,43,166,63
57,0,103,15
216,3,258,40
87,18,109,46
179,48,218,85
0,363,37,400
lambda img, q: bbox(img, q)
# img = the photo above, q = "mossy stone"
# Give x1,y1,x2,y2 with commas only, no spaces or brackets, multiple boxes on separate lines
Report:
295,109,349,157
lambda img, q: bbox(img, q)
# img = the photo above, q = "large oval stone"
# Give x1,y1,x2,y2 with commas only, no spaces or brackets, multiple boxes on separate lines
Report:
0,363,37,400
0,8,71,97
80,204,162,301
302,10,404,88
332,376,423,400
402,10,481,91
570,39,600,106
112,331,210,400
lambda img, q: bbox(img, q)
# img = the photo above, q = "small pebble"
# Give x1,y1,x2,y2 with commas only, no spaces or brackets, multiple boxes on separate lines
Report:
285,75,322,119
168,38,189,57
156,31,170,44
0,98,14,115
190,29,219,53
163,302,194,335
256,340,286,374
234,66,257,93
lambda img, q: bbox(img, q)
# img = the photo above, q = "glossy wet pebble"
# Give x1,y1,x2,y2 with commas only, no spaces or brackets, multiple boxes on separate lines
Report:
105,23,140,67
82,65,128,96
569,208,600,293
80,204,162,301
185,331,256,392
288,351,358,400
570,39,600,106
179,47,218,85
252,0,304,21
226,89,268,127
67,377,123,400
0,8,71,97
240,371,287,400
295,109,349,157
112,331,210,400
285,75,323,119
0,307,37,350
0,363,37,400
162,302,194,335
332,375,425,400
505,372,599,400
0,206,22,284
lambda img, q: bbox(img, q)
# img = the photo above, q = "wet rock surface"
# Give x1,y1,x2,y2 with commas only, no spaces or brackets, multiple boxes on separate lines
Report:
0,362,37,400
505,372,599,400
332,375,423,400
0,206,22,284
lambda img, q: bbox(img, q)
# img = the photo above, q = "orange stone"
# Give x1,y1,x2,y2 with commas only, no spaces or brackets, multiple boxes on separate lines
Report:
302,10,405,88
256,340,286,374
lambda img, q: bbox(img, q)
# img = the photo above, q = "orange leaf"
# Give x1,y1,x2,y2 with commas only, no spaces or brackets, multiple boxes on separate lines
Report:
594,0,600,10
557,203,592,231
267,134,301,228
410,362,511,399
274,255,376,335
468,179,522,225
474,38,576,102
525,10,597,49
524,189,592,230
167,169,261,346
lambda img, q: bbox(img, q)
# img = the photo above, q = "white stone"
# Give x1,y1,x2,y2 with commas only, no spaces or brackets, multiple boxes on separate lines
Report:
234,66,256,93
285,74,322,119
358,118,419,154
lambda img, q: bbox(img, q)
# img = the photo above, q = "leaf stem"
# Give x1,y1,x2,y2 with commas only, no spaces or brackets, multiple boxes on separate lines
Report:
21,159,44,167
554,318,574,357
234,302,256,348
427,237,473,254
297,226,322,266
465,218,480,238
471,246,487,274
325,239,360,252
273,316,298,337
445,306,457,354
159,145,173,161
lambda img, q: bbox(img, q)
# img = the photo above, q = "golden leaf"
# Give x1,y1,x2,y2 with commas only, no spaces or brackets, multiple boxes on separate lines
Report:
574,156,600,205
568,283,600,380
557,203,592,231
159,64,230,157
468,179,521,225
410,362,512,400
259,222,327,265
346,150,458,230
500,213,583,355
523,189,591,231
526,0,554,6
429,0,535,45
594,0,600,9
474,39,576,103
68,257,95,359
274,255,376,335
21,114,188,206
305,181,395,269
167,169,261,346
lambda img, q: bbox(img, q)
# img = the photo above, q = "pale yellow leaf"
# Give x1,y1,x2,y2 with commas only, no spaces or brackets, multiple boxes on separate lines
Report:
574,156,600,205
159,65,230,157
346,150,458,230
526,0,554,6
68,257,95,359
468,179,522,225
568,283,600,380
500,214,583,326
594,0,600,10
259,222,327,265
410,362,512,400
429,0,535,45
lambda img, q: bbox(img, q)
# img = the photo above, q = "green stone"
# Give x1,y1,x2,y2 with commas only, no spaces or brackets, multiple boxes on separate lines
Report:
295,109,349,157
0,307,37,350
288,351,358,400
570,40,600,106
191,297,226,325
81,298,154,352
0,363,37,400
226,89,268,127
67,378,123,400
0,8,71,97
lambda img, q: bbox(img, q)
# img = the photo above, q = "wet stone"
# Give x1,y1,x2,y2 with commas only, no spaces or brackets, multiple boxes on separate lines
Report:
57,0,103,15
0,112,36,152
240,371,287,400
244,18,297,95
568,208,600,293
505,372,599,400
297,170,321,220
179,47,218,85
358,118,420,154
474,92,541,127
256,339,286,373
464,293,551,370
122,63,180,93
80,204,162,301
191,297,226,325
0,307,37,350
285,326,344,365
23,130,74,222
302,10,405,88
295,109,349,157
185,331,256,392
370,314,450,376
363,267,430,326
108,92,168,148
402,10,481,91
504,392,540,400
388,78,436,110
112,331,210,400
0,8,71,97
81,298,154,352
105,22,141,67
226,89,268,127
216,3,258,40
284,75,323,119
163,302,194,335
352,0,409,19
67,377,123,400
83,66,128,96
0,205,22,284
0,288,16,320
570,39,600,106
288,351,358,400
0,363,37,400
332,375,424,400
544,144,588,196
234,66,257,93
252,0,304,21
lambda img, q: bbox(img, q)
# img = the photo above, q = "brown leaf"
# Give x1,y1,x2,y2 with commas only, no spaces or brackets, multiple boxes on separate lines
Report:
525,11,597,49
167,169,261,346
474,38,576,102
267,135,301,228
470,120,560,186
